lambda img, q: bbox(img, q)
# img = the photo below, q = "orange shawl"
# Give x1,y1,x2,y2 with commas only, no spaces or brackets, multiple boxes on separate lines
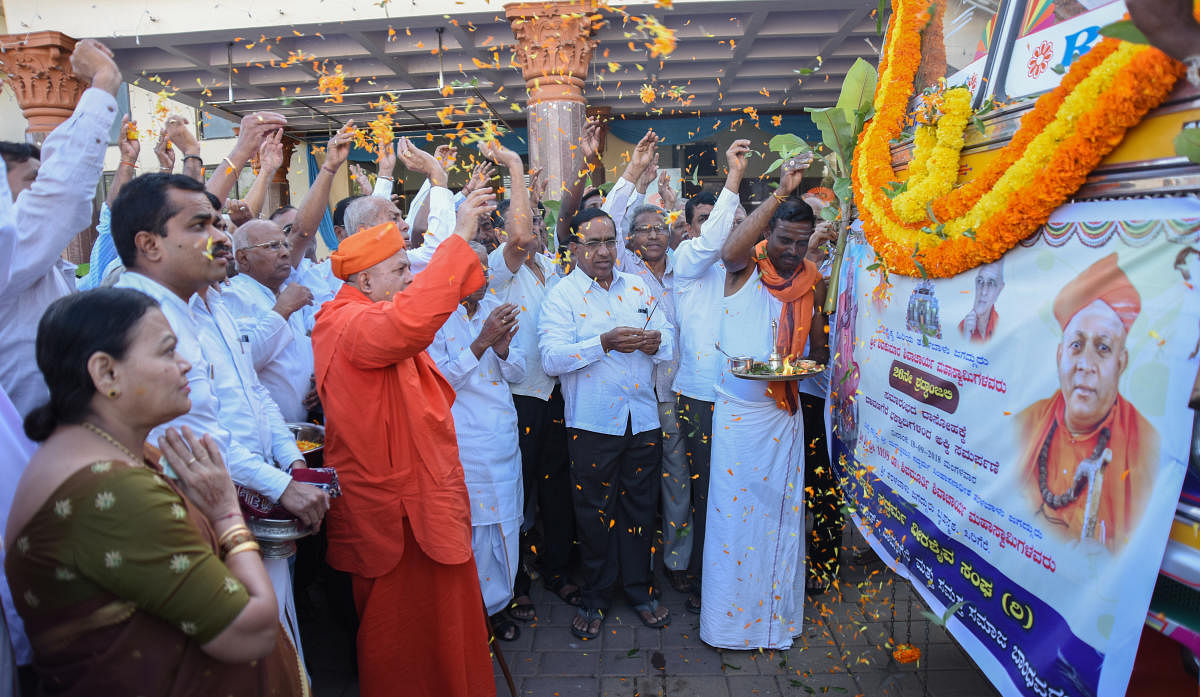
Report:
753,240,820,413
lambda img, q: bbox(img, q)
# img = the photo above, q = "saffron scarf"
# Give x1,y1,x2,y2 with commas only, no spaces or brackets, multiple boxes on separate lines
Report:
753,240,820,413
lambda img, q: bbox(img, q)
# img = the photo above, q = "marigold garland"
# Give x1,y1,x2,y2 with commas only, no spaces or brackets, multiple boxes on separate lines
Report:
892,86,972,223
852,0,1185,278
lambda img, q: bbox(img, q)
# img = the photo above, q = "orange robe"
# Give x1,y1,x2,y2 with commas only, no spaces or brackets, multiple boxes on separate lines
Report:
1016,390,1158,550
312,234,491,697
958,307,998,343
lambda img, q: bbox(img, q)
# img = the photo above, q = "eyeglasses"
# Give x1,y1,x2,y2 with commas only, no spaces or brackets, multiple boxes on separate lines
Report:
244,240,292,252
632,224,668,237
575,238,617,250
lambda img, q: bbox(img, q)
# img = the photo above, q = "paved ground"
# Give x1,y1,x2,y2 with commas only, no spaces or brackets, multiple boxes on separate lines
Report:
306,527,1000,697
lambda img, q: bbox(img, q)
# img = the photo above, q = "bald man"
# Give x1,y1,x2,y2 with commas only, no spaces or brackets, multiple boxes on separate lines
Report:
960,261,1004,343
1016,253,1159,550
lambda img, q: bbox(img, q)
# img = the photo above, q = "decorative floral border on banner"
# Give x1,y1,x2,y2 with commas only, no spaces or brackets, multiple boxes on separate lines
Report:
852,0,1185,278
1019,217,1200,248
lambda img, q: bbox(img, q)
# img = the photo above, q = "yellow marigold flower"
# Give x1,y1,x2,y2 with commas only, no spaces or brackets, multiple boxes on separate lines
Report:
639,85,656,104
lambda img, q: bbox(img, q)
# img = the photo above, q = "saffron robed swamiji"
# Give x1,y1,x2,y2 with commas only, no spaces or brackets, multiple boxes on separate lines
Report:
1016,253,1159,551
312,188,499,697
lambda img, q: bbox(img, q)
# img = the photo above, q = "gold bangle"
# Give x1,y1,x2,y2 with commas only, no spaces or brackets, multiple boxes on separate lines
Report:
220,532,257,559
222,156,237,172
217,523,251,548
224,541,261,558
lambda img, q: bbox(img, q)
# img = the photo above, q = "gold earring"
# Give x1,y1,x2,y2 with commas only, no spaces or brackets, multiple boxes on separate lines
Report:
107,389,119,399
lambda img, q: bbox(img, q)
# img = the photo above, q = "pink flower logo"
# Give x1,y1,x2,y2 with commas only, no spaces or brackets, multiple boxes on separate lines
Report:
967,73,978,91
1027,41,1054,79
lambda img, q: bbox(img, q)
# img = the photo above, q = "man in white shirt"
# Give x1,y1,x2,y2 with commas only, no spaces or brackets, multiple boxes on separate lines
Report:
538,207,675,640
430,242,525,641
225,220,316,423
668,141,751,613
111,172,330,663
0,39,121,419
485,143,580,618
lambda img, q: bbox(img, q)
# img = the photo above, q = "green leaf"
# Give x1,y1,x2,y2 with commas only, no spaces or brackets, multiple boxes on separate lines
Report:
1176,127,1200,164
835,58,878,127
74,262,90,278
972,115,986,135
865,261,881,271
925,201,941,225
833,176,853,204
819,205,839,221
768,133,809,157
1098,19,1150,45
875,0,887,34
942,600,967,625
690,167,700,185
962,228,976,240
804,106,854,171
722,662,742,670
882,181,908,198
794,68,816,75
764,158,785,175
279,96,296,107
541,199,561,229
1050,63,1066,75
627,648,639,657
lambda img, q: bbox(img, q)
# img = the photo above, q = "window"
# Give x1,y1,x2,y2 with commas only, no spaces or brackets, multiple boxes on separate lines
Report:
106,85,132,146
200,110,239,140
915,0,1005,99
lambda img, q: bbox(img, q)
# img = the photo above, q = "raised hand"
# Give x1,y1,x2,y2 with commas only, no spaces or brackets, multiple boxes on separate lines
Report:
580,118,604,161
227,199,253,226
434,144,457,171
259,129,286,176
461,161,496,197
236,111,287,157
273,283,314,319
778,151,814,196
628,129,659,179
69,38,121,95
154,129,176,172
528,166,547,203
726,139,751,179
806,220,838,263
164,115,201,156
657,170,679,210
348,163,372,194
479,138,521,168
378,138,398,180
118,115,140,162
158,426,239,524
473,303,520,357
397,137,447,187
454,186,497,241
322,121,355,173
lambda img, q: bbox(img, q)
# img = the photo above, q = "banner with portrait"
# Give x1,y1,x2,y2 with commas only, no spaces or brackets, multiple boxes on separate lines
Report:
830,197,1200,697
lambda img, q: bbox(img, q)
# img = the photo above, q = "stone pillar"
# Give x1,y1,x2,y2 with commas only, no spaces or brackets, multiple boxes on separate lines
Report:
0,31,87,145
505,1,599,201
271,136,298,209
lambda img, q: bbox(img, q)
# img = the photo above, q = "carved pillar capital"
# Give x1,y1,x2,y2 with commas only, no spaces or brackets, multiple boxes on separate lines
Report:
504,2,600,104
0,31,87,143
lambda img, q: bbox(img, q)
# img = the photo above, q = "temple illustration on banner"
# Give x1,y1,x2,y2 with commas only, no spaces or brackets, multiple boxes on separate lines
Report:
905,280,942,340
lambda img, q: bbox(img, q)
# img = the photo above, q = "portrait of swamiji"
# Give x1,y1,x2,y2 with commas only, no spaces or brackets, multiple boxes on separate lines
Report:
1016,253,1158,551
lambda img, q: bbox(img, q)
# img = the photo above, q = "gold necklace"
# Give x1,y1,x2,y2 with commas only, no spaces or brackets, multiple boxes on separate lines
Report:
82,422,143,466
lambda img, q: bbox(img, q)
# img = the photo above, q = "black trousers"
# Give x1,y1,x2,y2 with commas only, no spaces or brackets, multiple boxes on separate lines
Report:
568,422,662,610
676,394,714,580
800,393,843,582
512,386,575,596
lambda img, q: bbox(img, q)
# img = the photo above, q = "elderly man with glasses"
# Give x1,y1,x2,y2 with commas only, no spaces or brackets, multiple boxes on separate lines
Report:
538,206,675,640
224,219,317,423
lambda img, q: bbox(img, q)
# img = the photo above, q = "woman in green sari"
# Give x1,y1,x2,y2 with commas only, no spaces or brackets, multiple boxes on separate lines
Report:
5,288,305,696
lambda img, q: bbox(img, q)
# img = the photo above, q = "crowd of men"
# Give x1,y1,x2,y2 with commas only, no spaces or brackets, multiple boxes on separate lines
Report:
0,38,845,697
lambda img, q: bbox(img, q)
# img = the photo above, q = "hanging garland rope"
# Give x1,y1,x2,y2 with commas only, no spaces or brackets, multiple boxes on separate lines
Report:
852,0,1185,278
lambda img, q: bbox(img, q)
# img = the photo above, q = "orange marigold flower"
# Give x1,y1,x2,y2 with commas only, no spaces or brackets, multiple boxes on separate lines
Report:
639,84,656,104
317,64,347,103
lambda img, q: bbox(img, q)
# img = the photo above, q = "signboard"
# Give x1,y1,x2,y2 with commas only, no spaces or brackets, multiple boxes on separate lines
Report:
1004,0,1126,98
831,198,1200,697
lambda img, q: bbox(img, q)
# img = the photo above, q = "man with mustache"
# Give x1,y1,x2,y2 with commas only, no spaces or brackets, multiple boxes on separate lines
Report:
1017,253,1158,550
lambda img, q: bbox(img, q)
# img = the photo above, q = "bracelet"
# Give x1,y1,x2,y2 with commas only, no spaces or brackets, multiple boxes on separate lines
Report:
320,166,338,175
771,191,790,204
222,156,238,172
377,175,393,182
224,540,261,559
182,154,203,164
159,167,172,173
217,523,251,548
219,530,258,559
119,160,137,168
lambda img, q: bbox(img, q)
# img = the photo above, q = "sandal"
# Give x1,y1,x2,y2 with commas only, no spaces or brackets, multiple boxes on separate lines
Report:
546,578,583,607
490,612,521,642
570,607,604,640
665,570,693,594
633,599,670,629
685,592,702,615
806,575,831,596
509,595,536,622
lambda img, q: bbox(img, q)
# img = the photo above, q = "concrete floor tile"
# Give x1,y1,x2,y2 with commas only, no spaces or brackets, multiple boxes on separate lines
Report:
539,649,600,676
497,651,541,677
599,648,648,676
727,674,786,695
778,673,859,695
925,669,1001,697
656,644,726,675
519,676,599,696
857,671,926,697
598,676,640,697
788,645,850,675
533,626,597,650
637,675,731,697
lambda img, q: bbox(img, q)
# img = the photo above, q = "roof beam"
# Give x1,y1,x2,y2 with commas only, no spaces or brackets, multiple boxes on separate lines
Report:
706,10,769,110
346,30,422,88
781,3,875,107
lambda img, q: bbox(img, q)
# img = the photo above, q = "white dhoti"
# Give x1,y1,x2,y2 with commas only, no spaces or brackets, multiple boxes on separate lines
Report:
265,557,307,674
700,388,806,650
472,518,522,616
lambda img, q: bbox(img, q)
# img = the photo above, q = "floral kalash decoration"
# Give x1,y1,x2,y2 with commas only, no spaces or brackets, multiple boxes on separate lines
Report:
852,0,1187,278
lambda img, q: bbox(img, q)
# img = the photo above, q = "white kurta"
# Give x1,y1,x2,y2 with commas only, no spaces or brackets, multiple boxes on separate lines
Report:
701,269,806,650
429,297,526,615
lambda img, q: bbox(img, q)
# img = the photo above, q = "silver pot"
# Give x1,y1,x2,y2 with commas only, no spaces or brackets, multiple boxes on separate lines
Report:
246,517,311,560
729,356,753,372
287,422,325,468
